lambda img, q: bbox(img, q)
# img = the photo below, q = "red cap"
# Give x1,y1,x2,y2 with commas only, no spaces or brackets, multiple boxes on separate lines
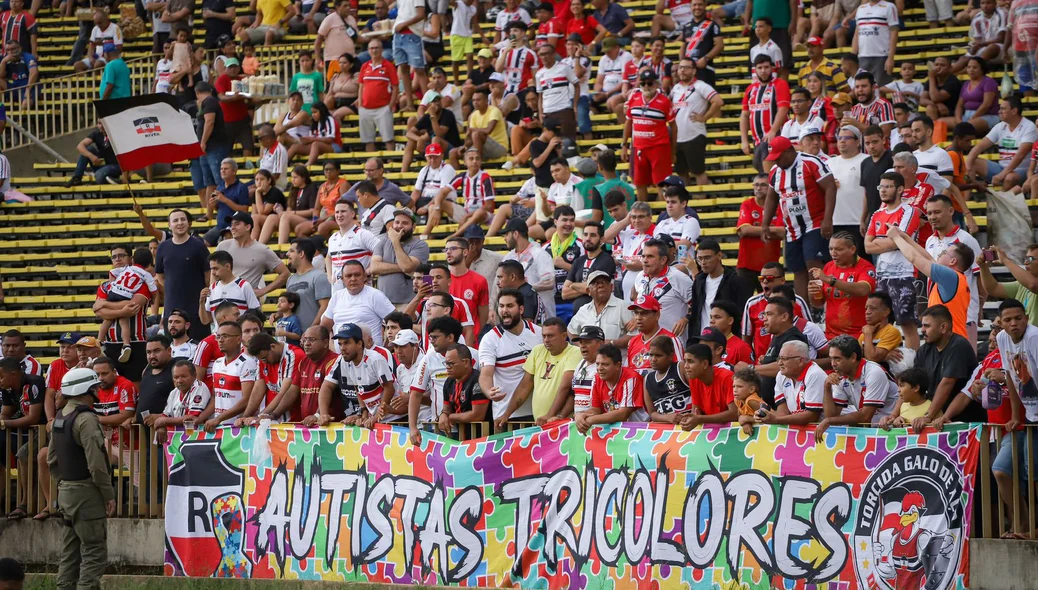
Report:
425,143,443,157
765,136,793,161
628,295,662,312
806,36,823,47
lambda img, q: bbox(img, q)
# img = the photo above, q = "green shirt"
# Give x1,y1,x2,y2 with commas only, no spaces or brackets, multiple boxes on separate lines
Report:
574,174,603,214
1003,281,1038,325
751,0,792,30
592,177,636,229
99,57,131,99
290,71,325,112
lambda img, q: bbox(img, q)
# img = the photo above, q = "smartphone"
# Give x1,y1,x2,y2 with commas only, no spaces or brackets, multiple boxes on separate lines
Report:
983,249,996,263
676,244,688,262
422,275,433,286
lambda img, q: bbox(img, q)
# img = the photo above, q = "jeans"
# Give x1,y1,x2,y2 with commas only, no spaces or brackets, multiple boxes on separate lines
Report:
73,145,120,183
68,20,92,65
189,143,229,191
576,95,591,135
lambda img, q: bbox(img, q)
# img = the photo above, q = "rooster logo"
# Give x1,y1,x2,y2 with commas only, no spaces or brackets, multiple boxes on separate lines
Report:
873,492,954,590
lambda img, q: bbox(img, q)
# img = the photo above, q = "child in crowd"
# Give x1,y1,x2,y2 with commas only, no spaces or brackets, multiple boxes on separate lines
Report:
241,42,260,75
882,367,932,428
273,292,303,347
749,18,783,80
889,102,912,147
449,0,479,82
171,28,194,88
881,62,924,111
97,248,158,363
732,367,765,435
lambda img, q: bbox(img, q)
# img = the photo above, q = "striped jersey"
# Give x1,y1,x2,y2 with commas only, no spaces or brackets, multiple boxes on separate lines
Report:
96,284,148,343
19,354,42,377
410,349,448,420
162,380,211,418
449,170,495,215
742,76,791,143
767,152,833,241
849,97,896,129
0,11,37,54
571,359,596,414
328,224,379,280
211,353,258,413
625,90,674,149
742,293,811,359
96,376,138,446
535,61,578,114
501,46,538,94
259,344,303,405
359,198,394,235
326,348,394,418
590,366,645,414
478,320,542,419
204,277,261,319
831,359,898,422
867,202,922,279
627,327,684,375
854,0,899,57
775,361,827,413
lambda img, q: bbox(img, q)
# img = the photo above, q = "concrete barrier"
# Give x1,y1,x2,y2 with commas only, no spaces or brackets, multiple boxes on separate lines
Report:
970,538,1038,590
0,518,164,567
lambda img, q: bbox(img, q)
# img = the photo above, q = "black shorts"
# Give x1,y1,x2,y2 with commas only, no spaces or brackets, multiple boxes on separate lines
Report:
770,28,793,72
228,118,255,152
423,40,445,65
784,229,830,272
697,67,716,87
505,88,533,124
675,135,708,175
334,96,357,111
877,277,921,325
104,342,148,381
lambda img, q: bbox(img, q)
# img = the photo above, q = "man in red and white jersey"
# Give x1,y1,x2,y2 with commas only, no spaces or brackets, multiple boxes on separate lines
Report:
815,335,899,442
604,201,656,298
741,262,811,359
577,343,648,433
760,135,837,303
199,250,261,327
534,42,579,139
621,69,676,202
740,54,790,172
593,37,634,122
92,357,138,448
651,0,694,38
924,194,984,346
327,199,379,290
203,322,257,432
44,332,80,420
533,3,565,55
310,324,395,427
406,265,477,346
892,151,937,246
423,148,495,240
626,295,683,374
0,329,41,377
496,21,539,100
844,72,895,143
243,332,303,422
192,302,242,390
92,248,154,380
479,289,543,423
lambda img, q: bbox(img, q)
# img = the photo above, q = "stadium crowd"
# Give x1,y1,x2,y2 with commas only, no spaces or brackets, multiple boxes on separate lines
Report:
3,0,1038,536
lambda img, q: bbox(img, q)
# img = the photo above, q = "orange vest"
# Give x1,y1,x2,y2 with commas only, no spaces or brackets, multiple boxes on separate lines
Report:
927,268,970,339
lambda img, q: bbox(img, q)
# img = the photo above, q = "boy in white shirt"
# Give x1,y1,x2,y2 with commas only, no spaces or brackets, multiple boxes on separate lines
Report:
199,250,262,329
749,17,784,79
881,61,924,111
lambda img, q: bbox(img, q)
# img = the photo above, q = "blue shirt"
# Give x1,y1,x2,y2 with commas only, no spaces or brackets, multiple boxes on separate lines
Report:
593,3,630,35
99,57,131,99
215,179,251,228
275,314,303,347
929,263,961,302
4,52,36,89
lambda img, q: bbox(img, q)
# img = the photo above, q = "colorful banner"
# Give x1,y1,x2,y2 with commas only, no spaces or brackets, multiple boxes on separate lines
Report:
164,422,980,589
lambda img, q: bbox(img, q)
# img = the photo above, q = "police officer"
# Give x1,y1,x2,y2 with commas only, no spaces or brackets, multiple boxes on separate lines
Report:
46,367,115,589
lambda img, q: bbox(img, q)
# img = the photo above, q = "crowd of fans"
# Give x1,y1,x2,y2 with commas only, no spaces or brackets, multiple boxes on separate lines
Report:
2,0,1038,534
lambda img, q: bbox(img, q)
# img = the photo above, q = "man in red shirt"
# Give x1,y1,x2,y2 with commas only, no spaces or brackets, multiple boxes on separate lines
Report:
742,262,812,359
445,236,490,333
357,38,399,152
534,2,566,56
736,172,786,288
740,54,790,172
242,332,304,423
263,325,339,422
576,343,645,433
213,58,254,157
93,356,138,452
679,344,737,429
621,69,676,202
192,301,241,391
893,151,937,245
627,295,683,374
809,232,877,339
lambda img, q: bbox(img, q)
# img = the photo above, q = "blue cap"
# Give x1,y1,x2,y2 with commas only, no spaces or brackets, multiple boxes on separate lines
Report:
334,323,363,342
102,43,118,54
57,331,80,344
461,224,485,239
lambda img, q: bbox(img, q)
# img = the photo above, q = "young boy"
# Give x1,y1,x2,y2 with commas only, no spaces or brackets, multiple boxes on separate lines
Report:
947,122,985,201
273,292,303,347
426,148,496,239
881,367,931,428
889,102,912,147
199,250,261,329
749,18,784,80
730,367,765,435
241,42,260,75
881,62,924,112
654,186,702,253
97,248,158,363
449,0,481,82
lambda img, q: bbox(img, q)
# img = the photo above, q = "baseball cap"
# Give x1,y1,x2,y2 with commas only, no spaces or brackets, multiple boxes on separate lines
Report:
628,295,661,312
225,210,254,227
393,207,417,221
58,332,80,345
102,42,117,54
462,224,486,239
567,33,583,43
573,325,606,341
334,323,363,342
421,90,441,105
601,37,618,50
831,92,852,106
477,48,494,59
839,125,862,139
75,336,101,348
224,57,241,68
798,126,823,141
536,1,553,11
488,72,505,83
425,143,443,157
658,175,685,187
575,157,597,177
765,136,794,161
689,327,727,348
806,36,823,47
638,69,659,83
586,270,612,284
504,217,529,236
590,143,609,153
390,329,419,346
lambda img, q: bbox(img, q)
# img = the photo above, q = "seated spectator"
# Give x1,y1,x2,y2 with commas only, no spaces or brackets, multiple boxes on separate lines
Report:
460,49,497,117
293,102,342,167
951,0,1007,74
1,0,38,57
753,340,826,426
643,335,693,423
458,90,510,166
880,367,932,430
680,343,739,428
290,0,327,34
342,157,409,206
147,360,211,442
815,335,899,440
952,57,999,135
275,165,319,244
575,344,644,434
73,9,121,73
965,96,1036,192
321,260,396,347
859,291,904,365
401,90,461,174
250,169,287,244
237,0,295,45
503,90,543,166
589,0,634,45
256,123,288,189
0,40,38,108
325,54,359,120
355,180,394,235
274,92,313,155
423,148,495,240
67,122,120,186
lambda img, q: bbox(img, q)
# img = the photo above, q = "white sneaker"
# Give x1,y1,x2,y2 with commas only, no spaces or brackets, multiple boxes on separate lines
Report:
501,161,514,171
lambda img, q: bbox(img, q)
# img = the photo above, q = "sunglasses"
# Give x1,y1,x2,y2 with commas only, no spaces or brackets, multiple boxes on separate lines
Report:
640,81,655,87
758,275,779,282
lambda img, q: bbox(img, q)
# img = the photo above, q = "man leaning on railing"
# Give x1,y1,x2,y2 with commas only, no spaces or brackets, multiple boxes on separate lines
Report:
0,357,46,519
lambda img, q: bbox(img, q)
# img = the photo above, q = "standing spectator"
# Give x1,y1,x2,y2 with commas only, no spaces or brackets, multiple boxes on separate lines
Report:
203,159,251,244
201,0,236,48
576,344,646,433
797,36,846,91
780,87,825,148
285,237,332,329
851,0,898,85
654,186,701,249
289,51,325,112
865,173,923,349
744,0,795,76
357,39,398,152
923,0,953,26
860,125,894,228
216,211,291,300
449,0,480,83
494,317,581,425
392,0,426,108
809,233,876,339
741,55,790,172
496,21,539,120
966,96,1036,192
562,35,593,140
627,295,684,373
503,218,556,319
843,72,895,141
1008,0,1038,95
463,225,503,319
445,236,489,331
760,136,836,301
631,238,693,338
321,260,396,346
192,82,231,215
912,304,984,426
135,335,174,439
342,157,409,206
370,208,430,306
156,209,211,340
0,0,37,57
922,56,962,121
681,0,723,86
644,37,675,93
92,272,151,379
494,0,532,44
827,126,868,241
924,194,985,345
589,0,635,44
736,174,786,288
314,0,357,69
671,58,721,186
622,70,675,202
213,59,254,158
534,43,579,140
479,289,543,424
326,199,378,287
687,239,752,338
749,17,785,78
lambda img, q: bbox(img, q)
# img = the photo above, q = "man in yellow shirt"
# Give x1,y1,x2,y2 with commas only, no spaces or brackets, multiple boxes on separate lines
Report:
239,0,295,45
858,291,903,364
796,37,847,92
455,87,509,167
494,317,581,428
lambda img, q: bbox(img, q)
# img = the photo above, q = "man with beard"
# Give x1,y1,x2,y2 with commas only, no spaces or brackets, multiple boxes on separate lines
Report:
371,209,429,307
310,324,395,428
543,325,604,421
503,218,556,320
135,334,174,427
463,225,503,324
843,72,895,143
496,260,543,323
202,322,257,432
680,0,723,87
627,295,683,374
444,236,489,332
815,335,898,441
480,289,543,426
285,237,332,330
240,332,303,424
165,310,198,360
437,344,490,438
155,208,211,340
409,316,464,445
261,326,338,422
632,238,693,340
562,221,616,313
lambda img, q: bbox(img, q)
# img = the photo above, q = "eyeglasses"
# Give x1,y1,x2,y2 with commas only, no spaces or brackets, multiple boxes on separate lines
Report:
444,246,463,252
758,275,779,282
639,81,654,87
427,302,448,309
777,355,803,361
111,253,128,259
1026,256,1037,264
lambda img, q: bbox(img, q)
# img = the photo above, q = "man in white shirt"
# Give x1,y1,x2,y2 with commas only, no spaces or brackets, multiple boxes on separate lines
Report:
912,115,975,230
670,57,722,186
924,194,985,346
781,87,825,149
654,186,701,250
326,199,379,289
753,340,826,426
592,37,634,124
966,96,1037,192
479,289,543,423
409,143,457,216
827,126,869,247
320,260,396,348
534,43,579,140
851,0,899,86
503,218,556,319
407,316,463,444
203,322,258,431
631,238,694,341
816,335,898,441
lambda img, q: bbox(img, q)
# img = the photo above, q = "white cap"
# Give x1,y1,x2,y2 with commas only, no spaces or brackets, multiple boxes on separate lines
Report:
488,72,505,83
390,329,420,346
798,126,824,141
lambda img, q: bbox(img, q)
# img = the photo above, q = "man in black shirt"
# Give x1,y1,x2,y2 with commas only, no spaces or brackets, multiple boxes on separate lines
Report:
0,356,46,516
754,297,809,406
67,121,121,186
528,120,563,195
563,221,616,312
438,343,489,438
136,334,174,424
913,304,984,427
400,91,462,174
859,125,894,235
496,259,542,322
194,81,231,204
201,0,235,48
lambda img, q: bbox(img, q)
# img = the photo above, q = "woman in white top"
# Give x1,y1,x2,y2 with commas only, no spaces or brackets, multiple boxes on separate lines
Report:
274,92,313,149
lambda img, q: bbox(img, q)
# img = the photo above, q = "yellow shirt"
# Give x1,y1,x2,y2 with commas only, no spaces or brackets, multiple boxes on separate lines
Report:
524,343,582,419
900,400,932,421
258,0,291,26
468,105,509,149
797,59,848,94
859,324,902,354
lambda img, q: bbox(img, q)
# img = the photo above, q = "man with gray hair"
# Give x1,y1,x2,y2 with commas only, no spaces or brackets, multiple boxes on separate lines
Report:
204,158,251,245
604,200,656,299
892,151,939,243
815,335,899,441
753,339,826,426
256,124,288,189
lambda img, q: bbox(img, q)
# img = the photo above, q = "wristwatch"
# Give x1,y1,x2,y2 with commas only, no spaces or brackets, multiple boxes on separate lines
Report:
828,276,837,287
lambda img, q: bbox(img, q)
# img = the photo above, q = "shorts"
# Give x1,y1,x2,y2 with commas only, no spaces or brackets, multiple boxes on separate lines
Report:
393,32,426,69
877,276,919,325
675,135,707,176
227,118,255,152
859,56,891,86
964,110,1000,129
245,25,286,45
358,104,395,143
81,55,107,69
547,108,577,139
450,35,473,62
923,0,954,22
424,39,445,65
0,429,28,466
103,341,148,381
631,143,673,187
984,158,1030,182
288,11,326,33
334,96,357,111
512,203,533,220
993,430,1038,482
481,136,508,160
784,229,830,272
717,0,747,18
814,3,836,23
15,428,40,464
448,201,470,223
1015,54,1037,91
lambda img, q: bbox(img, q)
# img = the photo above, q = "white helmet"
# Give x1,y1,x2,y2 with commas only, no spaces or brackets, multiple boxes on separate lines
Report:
60,367,100,398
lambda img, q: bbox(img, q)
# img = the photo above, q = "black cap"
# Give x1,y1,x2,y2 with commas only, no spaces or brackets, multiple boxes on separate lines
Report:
689,327,727,348
654,233,676,251
567,33,583,43
195,81,213,94
574,325,605,341
658,174,685,187
462,224,486,239
639,69,659,83
504,217,529,236
537,1,553,11
224,211,254,227
506,20,528,31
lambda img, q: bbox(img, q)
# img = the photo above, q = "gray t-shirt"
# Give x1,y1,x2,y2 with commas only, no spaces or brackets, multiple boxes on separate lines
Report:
216,239,283,291
374,236,430,303
286,266,332,329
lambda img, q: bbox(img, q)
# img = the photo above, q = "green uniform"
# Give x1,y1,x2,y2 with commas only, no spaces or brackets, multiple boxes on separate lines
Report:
591,177,636,230
47,402,115,590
